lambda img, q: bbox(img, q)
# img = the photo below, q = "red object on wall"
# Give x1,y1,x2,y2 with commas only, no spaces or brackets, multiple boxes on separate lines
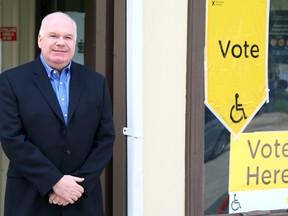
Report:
0,27,17,41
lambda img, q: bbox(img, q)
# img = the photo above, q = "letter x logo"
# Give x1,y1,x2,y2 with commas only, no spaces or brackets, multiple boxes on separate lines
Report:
212,1,215,5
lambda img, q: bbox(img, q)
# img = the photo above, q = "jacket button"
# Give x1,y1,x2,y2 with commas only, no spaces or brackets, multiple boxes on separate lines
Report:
66,149,71,155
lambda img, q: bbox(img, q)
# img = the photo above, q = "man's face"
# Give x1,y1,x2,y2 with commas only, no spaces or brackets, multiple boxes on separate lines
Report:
38,14,76,71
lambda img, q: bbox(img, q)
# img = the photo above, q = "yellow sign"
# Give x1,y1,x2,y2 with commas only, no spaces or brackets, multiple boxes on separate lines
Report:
230,131,288,192
205,0,270,135
229,131,288,213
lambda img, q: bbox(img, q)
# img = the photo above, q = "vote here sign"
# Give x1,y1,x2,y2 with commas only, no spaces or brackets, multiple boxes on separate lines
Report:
229,131,288,213
205,0,270,135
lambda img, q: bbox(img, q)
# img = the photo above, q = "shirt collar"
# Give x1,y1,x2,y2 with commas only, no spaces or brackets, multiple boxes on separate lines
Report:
40,53,72,77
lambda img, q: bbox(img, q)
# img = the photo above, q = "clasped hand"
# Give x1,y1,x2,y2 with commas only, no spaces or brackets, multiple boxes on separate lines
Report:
49,175,84,206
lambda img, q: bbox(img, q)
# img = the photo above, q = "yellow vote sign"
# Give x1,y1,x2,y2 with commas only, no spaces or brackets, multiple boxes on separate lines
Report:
205,0,270,135
229,131,288,213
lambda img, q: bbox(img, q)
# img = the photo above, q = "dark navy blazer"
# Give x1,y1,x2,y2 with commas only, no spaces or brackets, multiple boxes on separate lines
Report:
0,57,115,216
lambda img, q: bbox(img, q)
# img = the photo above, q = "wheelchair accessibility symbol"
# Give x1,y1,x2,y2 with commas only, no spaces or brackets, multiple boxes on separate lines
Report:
231,193,241,211
230,93,247,124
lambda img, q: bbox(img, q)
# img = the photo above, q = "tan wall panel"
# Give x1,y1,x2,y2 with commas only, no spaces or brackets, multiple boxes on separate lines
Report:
143,0,188,215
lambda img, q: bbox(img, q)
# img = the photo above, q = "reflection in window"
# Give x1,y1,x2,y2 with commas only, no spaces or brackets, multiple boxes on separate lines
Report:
204,107,230,215
204,0,288,215
57,1,85,65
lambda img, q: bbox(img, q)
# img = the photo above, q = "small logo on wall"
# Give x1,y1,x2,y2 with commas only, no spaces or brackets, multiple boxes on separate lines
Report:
211,1,225,6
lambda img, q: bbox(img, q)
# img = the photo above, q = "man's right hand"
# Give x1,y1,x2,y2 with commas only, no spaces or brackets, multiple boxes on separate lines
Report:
49,192,70,206
52,175,85,204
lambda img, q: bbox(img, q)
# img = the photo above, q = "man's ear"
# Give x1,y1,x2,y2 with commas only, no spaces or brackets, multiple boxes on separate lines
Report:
37,35,42,49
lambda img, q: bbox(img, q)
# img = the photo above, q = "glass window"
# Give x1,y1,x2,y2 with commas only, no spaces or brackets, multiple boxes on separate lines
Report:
204,0,288,214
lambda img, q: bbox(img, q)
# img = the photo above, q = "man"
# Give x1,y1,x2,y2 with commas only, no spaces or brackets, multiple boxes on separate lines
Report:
0,12,115,216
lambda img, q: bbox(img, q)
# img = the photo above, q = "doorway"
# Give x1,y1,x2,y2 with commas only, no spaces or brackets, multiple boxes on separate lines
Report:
34,1,127,215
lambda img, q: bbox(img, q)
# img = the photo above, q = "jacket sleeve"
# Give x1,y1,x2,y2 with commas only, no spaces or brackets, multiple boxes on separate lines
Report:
0,73,63,197
72,78,115,196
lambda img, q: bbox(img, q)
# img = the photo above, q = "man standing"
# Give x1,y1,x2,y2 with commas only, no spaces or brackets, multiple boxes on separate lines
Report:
0,12,115,216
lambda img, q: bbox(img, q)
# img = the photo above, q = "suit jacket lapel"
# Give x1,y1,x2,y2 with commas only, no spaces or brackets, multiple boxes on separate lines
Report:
32,58,65,124
68,62,85,123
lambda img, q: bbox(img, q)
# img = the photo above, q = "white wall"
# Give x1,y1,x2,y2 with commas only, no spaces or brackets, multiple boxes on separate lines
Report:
143,1,187,215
